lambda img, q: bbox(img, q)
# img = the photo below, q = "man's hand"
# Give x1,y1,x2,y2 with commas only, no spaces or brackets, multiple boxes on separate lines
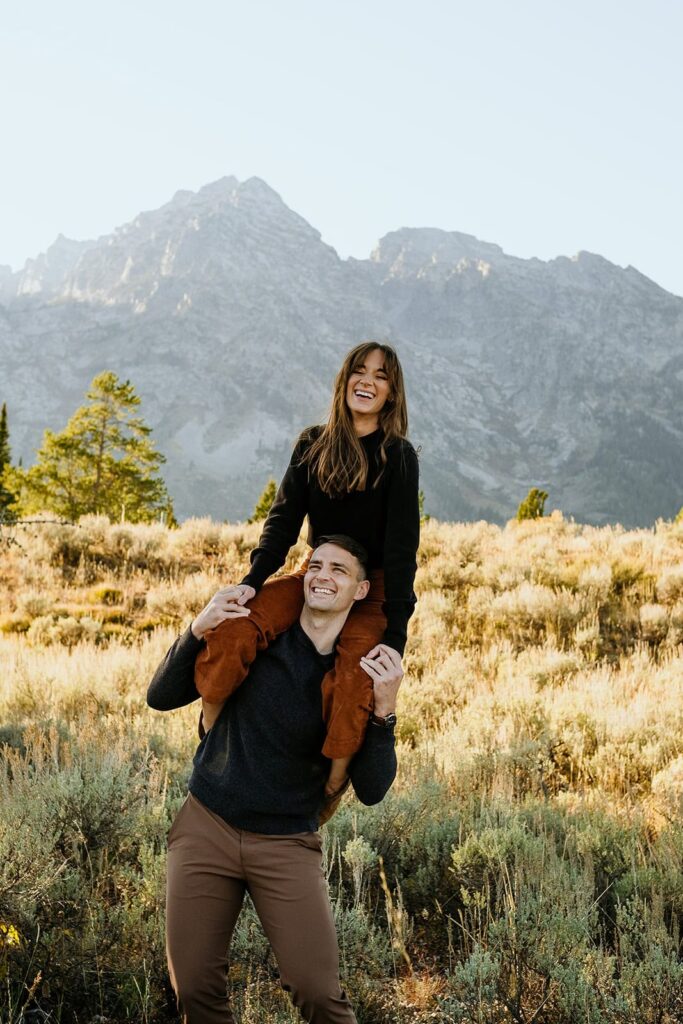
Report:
359,643,403,716
191,585,256,640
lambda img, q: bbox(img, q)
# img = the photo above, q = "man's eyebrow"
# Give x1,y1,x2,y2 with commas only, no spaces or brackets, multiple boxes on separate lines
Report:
330,562,350,571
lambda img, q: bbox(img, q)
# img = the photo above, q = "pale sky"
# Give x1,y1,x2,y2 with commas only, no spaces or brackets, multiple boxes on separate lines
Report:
2,0,682,295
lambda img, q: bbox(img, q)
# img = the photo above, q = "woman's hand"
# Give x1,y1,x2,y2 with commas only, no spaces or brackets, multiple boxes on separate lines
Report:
191,585,256,640
360,643,403,716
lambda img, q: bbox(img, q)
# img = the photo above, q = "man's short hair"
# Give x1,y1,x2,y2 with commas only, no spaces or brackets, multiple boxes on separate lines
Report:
312,534,369,581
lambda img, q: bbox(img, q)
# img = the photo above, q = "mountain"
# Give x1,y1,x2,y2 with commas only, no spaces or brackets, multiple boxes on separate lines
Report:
1,175,682,526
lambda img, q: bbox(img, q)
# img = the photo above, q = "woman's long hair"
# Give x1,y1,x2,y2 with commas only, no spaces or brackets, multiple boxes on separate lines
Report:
302,341,409,497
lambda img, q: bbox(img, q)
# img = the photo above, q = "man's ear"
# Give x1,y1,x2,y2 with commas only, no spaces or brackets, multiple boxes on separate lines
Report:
354,578,371,602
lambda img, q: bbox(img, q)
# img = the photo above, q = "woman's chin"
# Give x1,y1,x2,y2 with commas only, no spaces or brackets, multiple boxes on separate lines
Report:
348,401,381,420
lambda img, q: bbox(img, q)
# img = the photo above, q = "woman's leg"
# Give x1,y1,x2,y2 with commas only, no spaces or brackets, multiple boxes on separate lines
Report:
195,563,308,703
320,571,387,761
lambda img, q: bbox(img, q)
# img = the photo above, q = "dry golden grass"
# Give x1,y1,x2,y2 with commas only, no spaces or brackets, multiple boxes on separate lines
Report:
1,511,682,1023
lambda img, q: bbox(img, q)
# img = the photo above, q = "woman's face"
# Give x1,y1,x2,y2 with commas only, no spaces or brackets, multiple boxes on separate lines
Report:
345,348,391,425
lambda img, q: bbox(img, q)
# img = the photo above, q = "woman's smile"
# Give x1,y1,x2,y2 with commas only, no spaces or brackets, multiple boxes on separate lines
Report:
345,348,391,430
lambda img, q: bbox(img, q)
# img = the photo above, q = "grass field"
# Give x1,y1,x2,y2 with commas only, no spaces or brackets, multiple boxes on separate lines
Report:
1,513,682,1023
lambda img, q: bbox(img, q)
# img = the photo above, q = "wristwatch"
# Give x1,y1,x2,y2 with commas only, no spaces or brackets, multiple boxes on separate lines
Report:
370,712,397,729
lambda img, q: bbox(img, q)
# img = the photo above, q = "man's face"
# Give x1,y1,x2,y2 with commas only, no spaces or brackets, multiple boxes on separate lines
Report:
303,543,370,614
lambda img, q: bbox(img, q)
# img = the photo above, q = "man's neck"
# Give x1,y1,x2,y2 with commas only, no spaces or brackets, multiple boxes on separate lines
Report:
299,606,349,655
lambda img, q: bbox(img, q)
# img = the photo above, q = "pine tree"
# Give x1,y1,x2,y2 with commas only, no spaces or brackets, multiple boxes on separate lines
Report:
516,487,548,521
418,489,431,524
249,479,277,523
0,403,16,520
14,372,174,523
0,403,10,471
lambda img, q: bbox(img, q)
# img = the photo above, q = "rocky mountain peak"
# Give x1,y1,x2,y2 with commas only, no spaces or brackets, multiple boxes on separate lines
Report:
2,176,682,528
370,227,508,280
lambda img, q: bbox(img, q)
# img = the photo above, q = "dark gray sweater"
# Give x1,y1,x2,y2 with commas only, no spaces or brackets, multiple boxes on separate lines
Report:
147,623,398,833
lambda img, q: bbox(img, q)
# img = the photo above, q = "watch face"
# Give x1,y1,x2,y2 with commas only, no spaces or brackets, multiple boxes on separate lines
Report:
384,714,397,727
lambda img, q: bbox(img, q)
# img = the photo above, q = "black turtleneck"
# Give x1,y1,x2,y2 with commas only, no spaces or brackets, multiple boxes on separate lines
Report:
241,427,420,654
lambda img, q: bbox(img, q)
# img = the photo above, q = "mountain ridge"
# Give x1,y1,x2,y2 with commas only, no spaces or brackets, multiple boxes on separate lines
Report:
1,175,681,526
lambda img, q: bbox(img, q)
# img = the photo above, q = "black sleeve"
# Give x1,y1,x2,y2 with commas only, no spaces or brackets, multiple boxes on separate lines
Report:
240,430,313,592
348,722,397,805
381,441,420,654
147,626,204,711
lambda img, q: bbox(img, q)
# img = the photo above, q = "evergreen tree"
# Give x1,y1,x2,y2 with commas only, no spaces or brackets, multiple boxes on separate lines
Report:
516,487,548,521
418,489,431,524
249,479,277,523
14,372,174,523
0,403,16,520
0,403,10,471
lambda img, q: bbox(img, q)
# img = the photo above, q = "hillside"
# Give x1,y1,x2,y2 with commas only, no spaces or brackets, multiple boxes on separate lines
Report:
1,176,682,525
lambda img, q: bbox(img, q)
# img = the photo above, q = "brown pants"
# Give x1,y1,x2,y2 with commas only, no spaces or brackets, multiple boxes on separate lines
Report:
195,560,387,758
166,793,357,1024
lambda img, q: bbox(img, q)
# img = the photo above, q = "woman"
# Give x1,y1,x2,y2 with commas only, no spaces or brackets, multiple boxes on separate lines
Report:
195,341,420,803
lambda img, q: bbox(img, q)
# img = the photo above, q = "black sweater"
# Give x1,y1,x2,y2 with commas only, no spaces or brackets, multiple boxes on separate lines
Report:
241,427,420,654
147,623,398,834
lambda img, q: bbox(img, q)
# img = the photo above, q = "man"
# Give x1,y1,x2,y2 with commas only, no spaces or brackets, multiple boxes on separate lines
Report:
147,534,403,1024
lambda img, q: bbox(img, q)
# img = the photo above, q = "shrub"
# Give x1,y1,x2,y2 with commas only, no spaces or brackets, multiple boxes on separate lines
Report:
88,584,125,605
516,487,548,520
26,614,103,647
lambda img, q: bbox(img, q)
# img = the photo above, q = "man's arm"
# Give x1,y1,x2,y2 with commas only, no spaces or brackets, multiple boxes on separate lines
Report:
146,626,204,711
348,724,397,805
348,643,403,805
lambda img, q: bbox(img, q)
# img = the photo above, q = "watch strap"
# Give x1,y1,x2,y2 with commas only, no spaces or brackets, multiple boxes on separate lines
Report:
371,712,397,728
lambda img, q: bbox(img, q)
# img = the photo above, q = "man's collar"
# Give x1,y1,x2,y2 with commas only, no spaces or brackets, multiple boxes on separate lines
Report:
291,619,337,663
